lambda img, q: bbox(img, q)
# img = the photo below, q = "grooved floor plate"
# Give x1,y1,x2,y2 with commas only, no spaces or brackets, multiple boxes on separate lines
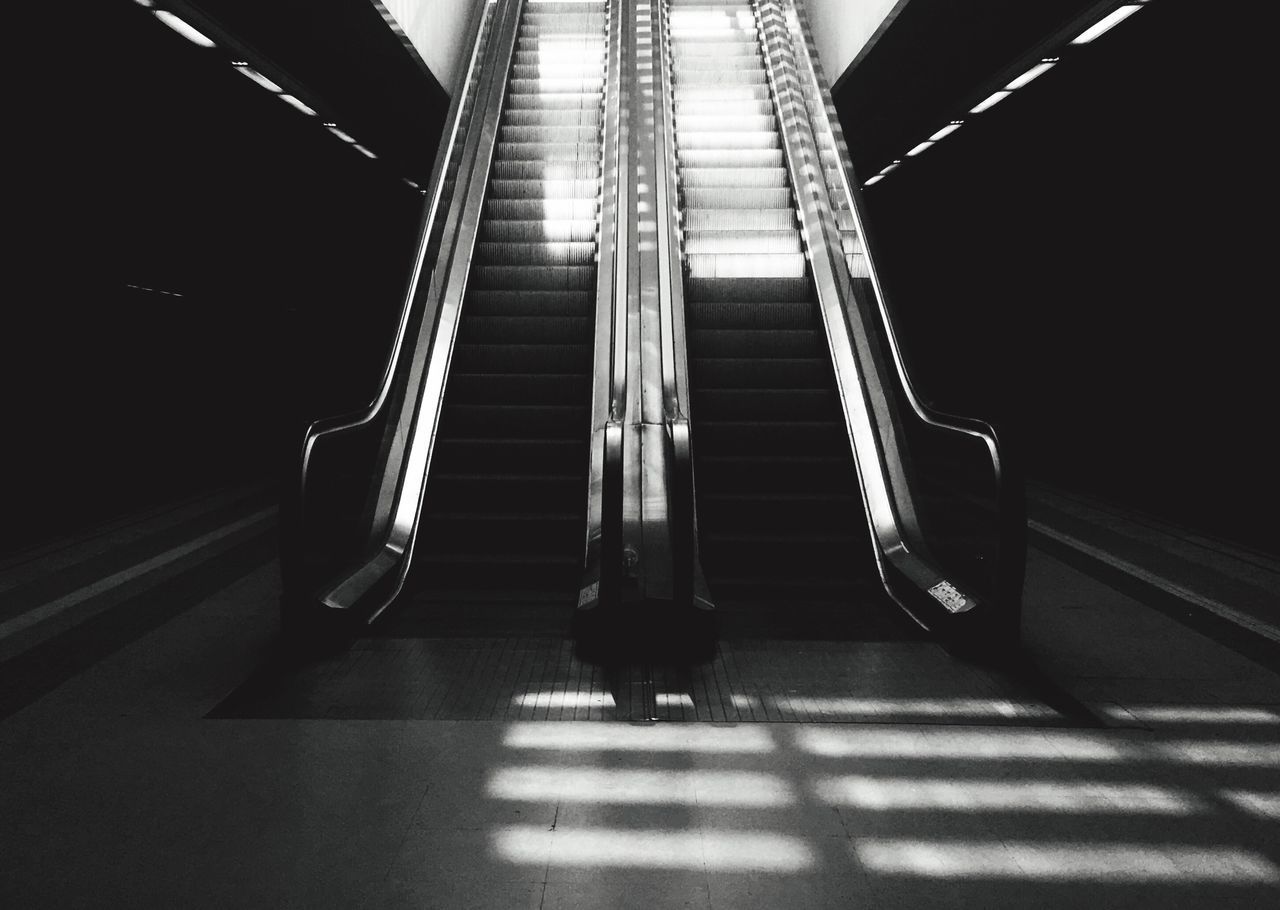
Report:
213,635,1094,727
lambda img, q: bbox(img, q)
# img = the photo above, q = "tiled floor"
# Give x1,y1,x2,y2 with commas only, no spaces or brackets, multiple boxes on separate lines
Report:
2,498,1279,908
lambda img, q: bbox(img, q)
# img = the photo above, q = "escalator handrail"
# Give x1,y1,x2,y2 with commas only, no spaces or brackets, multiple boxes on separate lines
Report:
653,0,712,609
754,0,988,625
580,0,629,610
315,0,527,618
298,0,498,514
653,0,691,424
781,0,1006,478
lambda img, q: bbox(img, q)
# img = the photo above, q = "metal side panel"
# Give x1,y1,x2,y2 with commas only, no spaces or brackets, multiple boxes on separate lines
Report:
310,0,528,622
755,0,1020,643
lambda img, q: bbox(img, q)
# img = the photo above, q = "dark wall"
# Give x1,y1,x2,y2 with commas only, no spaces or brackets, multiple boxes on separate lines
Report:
842,0,1275,553
6,2,438,553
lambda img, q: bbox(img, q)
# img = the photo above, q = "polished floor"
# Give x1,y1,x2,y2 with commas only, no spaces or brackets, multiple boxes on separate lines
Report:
1,486,1278,908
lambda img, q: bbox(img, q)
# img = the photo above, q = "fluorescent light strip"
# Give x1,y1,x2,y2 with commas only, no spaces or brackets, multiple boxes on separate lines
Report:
325,124,357,144
970,90,1012,114
153,11,216,48
351,144,377,159
905,140,934,157
278,94,317,116
1072,4,1144,44
234,65,282,94
863,174,884,187
929,121,963,142
1006,60,1057,90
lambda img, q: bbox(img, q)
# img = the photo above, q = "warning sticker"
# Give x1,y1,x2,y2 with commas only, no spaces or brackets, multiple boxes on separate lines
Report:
928,580,972,614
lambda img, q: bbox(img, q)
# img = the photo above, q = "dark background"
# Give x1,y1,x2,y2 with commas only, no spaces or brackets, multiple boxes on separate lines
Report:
6,0,1272,556
843,0,1273,554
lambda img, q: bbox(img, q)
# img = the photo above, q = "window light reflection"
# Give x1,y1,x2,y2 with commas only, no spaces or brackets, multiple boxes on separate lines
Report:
1159,740,1280,767
854,839,1280,883
487,767,795,806
504,721,775,753
815,776,1200,814
510,690,616,709
1106,705,1280,725
795,728,1125,761
495,825,814,871
770,696,1057,719
1221,790,1280,820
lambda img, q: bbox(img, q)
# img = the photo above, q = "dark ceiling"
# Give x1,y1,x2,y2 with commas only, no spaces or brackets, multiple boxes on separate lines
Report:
181,0,450,179
835,0,1101,176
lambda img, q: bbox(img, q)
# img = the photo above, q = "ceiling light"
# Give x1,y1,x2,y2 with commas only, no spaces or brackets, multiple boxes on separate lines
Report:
233,65,282,93
970,90,1011,113
905,140,934,157
325,124,357,143
153,11,216,47
928,121,962,142
1072,5,1144,44
864,174,884,186
1006,60,1057,90
352,144,377,159
278,94,317,116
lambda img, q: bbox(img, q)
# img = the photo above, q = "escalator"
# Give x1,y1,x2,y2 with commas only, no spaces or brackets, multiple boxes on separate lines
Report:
400,0,607,619
291,0,1018,651
666,0,908,637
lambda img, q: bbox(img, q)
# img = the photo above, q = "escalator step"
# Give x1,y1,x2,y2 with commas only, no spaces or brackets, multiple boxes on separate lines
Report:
457,315,592,345
690,357,829,389
474,241,596,266
683,230,801,255
678,149,784,169
440,403,590,438
447,373,592,403
684,276,810,301
685,252,806,279
470,265,596,291
488,179,599,200
481,219,599,243
696,455,856,493
419,517,581,558
434,438,584,475
695,420,848,453
676,99,773,117
688,328,823,357
427,475,584,514
502,107,602,127
490,159,599,179
494,140,600,161
465,290,593,316
485,198,598,220
450,343,592,373
683,187,790,209
682,167,788,188
692,388,841,419
686,299,811,327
